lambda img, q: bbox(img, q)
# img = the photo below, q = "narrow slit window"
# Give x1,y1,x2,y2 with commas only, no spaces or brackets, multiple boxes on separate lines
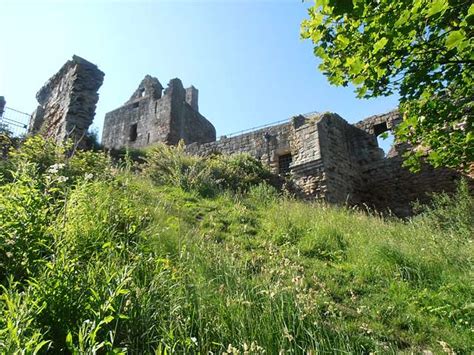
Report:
278,153,292,175
129,123,138,142
147,132,150,144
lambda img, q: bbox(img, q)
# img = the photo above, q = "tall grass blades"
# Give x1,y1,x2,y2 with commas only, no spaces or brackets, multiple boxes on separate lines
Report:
0,137,472,353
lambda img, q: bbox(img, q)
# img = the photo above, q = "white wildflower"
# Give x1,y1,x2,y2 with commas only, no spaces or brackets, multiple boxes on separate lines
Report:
47,163,65,174
47,166,59,174
84,172,94,180
57,176,69,183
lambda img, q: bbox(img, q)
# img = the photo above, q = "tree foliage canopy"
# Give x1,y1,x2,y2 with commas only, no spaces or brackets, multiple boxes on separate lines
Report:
301,0,473,171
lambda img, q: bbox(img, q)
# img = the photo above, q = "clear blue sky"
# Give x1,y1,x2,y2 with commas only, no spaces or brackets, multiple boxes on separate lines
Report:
1,0,397,149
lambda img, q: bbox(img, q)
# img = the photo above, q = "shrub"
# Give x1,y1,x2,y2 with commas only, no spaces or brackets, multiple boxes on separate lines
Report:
143,142,215,195
59,179,150,261
3,136,113,186
207,153,272,193
143,142,272,196
0,163,55,283
413,179,473,239
0,137,472,353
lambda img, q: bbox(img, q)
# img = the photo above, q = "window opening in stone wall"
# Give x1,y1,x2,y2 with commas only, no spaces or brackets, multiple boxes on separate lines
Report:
147,132,150,144
132,102,139,109
372,121,394,156
129,123,138,142
278,153,292,175
373,122,388,136
377,131,394,156
140,89,146,97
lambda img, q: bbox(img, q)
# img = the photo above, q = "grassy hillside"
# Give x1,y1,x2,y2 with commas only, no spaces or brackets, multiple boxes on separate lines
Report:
0,137,472,353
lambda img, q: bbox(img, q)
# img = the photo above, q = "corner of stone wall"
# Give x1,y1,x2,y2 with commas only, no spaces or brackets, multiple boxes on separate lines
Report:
28,55,104,147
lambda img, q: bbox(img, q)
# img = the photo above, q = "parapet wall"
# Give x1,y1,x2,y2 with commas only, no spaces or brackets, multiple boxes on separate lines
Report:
354,110,401,135
28,55,104,146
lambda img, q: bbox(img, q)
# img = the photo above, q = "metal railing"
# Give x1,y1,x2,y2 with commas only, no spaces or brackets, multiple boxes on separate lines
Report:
223,111,320,138
0,107,30,137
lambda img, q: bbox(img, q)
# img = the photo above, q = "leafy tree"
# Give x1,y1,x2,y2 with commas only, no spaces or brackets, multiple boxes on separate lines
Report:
301,0,473,172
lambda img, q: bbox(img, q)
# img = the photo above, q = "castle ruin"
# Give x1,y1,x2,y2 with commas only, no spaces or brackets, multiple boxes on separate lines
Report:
23,58,465,216
102,75,463,216
28,55,104,146
101,75,215,149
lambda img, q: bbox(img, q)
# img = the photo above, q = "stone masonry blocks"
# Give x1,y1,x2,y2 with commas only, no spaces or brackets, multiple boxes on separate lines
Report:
28,55,104,146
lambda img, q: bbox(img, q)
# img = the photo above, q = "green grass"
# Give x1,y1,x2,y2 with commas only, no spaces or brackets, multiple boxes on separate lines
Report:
0,138,472,353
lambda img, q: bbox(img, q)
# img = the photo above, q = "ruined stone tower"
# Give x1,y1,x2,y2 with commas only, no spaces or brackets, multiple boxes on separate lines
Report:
28,55,104,145
102,76,215,149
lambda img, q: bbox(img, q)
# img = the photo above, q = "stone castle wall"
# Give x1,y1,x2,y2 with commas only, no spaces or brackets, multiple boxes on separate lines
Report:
353,111,464,216
102,76,215,149
187,111,467,216
28,55,104,146
23,56,465,217
185,112,381,202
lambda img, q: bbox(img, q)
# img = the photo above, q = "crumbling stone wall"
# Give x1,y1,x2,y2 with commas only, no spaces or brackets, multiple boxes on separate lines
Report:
353,112,464,216
28,55,104,146
315,115,377,204
186,110,467,217
186,121,293,168
354,110,401,136
102,76,215,149
186,112,388,203
19,56,466,216
357,156,461,216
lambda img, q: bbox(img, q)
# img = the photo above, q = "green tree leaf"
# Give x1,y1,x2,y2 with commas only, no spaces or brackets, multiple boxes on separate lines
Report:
301,0,474,171
373,37,388,54
427,0,448,17
445,30,464,50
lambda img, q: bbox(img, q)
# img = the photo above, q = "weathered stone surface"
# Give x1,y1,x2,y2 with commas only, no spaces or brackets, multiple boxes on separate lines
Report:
354,110,401,135
28,55,104,146
98,72,468,217
185,111,469,217
102,76,215,149
353,111,466,216
17,56,468,215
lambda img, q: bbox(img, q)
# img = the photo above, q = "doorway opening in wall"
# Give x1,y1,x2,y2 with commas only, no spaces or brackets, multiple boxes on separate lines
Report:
374,122,394,156
129,123,138,142
278,153,292,175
